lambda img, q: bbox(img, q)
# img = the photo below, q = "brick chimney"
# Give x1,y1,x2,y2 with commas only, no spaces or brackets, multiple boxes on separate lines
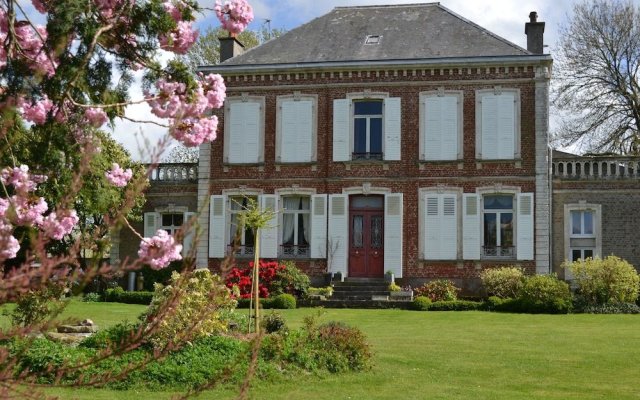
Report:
219,35,245,63
525,11,545,54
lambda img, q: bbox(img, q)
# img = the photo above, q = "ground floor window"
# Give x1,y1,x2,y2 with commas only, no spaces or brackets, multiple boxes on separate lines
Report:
281,196,310,258
482,195,514,258
229,196,256,257
564,204,601,279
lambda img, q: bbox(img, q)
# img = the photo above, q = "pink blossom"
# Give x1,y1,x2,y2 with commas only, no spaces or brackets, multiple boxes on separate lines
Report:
20,96,54,125
41,210,79,240
159,20,199,54
170,116,218,147
0,220,19,262
94,0,135,20
11,196,48,226
0,197,8,218
105,163,133,187
32,0,48,13
13,22,57,77
84,107,108,127
163,0,188,22
201,73,226,109
215,0,254,35
138,229,182,270
0,165,45,194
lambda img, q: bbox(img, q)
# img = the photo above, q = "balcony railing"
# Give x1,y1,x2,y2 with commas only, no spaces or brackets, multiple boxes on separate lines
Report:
552,156,640,180
482,246,515,259
280,245,310,259
148,163,197,183
352,152,383,161
227,245,254,258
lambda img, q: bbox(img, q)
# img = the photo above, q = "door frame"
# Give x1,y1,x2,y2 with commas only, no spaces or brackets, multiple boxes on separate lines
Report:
348,194,385,278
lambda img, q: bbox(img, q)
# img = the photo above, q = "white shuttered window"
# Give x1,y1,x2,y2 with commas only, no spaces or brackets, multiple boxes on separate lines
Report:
516,193,534,260
423,193,458,260
226,100,262,164
477,90,519,160
327,194,348,277
384,193,403,278
278,98,315,163
422,94,460,160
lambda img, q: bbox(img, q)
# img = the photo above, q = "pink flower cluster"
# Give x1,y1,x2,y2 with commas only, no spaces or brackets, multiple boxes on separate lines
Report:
0,165,79,262
146,73,226,147
105,163,133,187
159,1,198,54
32,0,48,13
94,0,135,20
13,22,57,77
137,229,182,270
19,96,54,125
84,107,109,127
215,0,254,35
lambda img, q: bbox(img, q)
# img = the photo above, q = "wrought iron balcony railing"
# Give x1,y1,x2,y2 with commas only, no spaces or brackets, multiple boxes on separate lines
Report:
280,245,310,259
482,246,515,259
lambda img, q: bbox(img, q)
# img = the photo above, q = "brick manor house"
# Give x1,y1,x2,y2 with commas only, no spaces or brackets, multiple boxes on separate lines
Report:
113,3,640,292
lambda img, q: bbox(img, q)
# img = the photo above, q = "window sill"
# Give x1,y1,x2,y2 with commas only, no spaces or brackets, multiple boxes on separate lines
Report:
418,160,464,170
475,159,523,169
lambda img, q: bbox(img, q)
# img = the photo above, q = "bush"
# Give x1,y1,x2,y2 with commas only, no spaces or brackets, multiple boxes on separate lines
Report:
411,296,432,311
314,322,372,372
480,266,525,298
388,283,401,292
225,260,285,298
11,282,69,327
80,321,139,349
427,300,483,311
141,269,236,349
263,312,288,334
82,292,102,302
518,274,572,314
414,279,460,302
104,287,154,304
269,293,296,309
270,260,310,298
576,302,640,314
563,256,640,305
307,286,333,298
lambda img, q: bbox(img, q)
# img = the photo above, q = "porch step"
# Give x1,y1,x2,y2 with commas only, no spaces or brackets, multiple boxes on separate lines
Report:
299,299,413,309
331,278,391,301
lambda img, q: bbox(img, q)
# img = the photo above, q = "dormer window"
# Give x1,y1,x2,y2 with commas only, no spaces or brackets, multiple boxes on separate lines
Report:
365,35,381,45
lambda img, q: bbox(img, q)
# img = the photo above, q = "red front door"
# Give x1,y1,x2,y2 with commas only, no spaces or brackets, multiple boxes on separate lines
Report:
349,196,384,277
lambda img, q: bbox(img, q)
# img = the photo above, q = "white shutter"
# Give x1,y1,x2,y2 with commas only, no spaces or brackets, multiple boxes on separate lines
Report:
259,195,278,258
481,96,498,159
462,194,480,260
328,194,348,277
208,195,226,258
424,97,442,160
143,212,158,237
441,195,457,260
424,194,441,260
244,102,261,163
517,193,534,260
441,96,458,160
228,103,244,163
384,193,403,278
384,97,401,161
497,94,515,159
310,194,327,258
281,100,313,163
182,211,197,257
333,99,350,161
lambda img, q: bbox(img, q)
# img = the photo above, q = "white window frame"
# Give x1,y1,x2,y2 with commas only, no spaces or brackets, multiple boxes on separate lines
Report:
275,188,316,259
276,94,318,164
477,186,520,260
221,189,263,257
419,90,463,161
346,92,389,160
223,95,265,164
475,88,521,160
564,203,602,279
418,187,463,260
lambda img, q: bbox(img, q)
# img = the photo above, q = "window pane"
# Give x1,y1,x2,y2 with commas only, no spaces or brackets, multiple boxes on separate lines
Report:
354,118,367,153
351,195,384,209
370,118,382,153
572,249,582,262
354,101,382,115
297,215,308,246
162,214,173,226
173,214,184,226
371,216,383,249
282,214,294,244
584,249,593,259
484,195,513,210
484,213,497,247
245,227,255,246
500,213,513,247
571,210,581,234
583,211,593,235
352,215,363,248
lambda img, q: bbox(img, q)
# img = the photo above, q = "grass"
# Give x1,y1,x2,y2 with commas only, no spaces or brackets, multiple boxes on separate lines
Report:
3,301,639,399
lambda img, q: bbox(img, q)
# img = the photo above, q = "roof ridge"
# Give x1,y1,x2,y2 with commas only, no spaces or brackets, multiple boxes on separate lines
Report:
435,3,530,55
333,2,440,10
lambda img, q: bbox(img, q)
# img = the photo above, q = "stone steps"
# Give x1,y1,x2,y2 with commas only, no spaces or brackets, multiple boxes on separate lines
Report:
330,278,391,301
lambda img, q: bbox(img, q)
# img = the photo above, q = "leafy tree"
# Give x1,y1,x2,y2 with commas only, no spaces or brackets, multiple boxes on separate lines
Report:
553,0,640,154
163,144,199,163
178,25,286,70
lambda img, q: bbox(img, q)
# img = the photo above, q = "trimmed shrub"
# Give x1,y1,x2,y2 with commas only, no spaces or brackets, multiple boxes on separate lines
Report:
141,269,236,349
82,292,102,302
414,279,460,302
480,266,525,298
104,287,154,305
427,300,483,311
411,296,432,311
270,260,311,298
263,312,288,334
235,297,274,309
269,293,296,309
518,274,572,314
563,256,640,305
577,302,640,314
307,286,333,298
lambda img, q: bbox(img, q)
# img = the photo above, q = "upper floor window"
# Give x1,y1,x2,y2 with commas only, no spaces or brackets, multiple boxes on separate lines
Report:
332,94,401,162
276,95,317,163
419,91,463,161
224,97,264,164
475,89,521,160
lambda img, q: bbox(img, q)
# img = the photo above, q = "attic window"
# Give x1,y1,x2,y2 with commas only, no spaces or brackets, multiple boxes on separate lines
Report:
365,35,381,45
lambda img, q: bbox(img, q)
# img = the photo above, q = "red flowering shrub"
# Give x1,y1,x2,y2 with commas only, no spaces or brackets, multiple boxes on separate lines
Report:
225,261,285,298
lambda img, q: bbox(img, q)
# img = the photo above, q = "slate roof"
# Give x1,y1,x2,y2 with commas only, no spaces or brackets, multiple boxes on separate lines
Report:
219,3,532,67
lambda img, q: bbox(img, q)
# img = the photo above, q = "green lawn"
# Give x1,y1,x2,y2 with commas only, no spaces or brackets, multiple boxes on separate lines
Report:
5,301,639,399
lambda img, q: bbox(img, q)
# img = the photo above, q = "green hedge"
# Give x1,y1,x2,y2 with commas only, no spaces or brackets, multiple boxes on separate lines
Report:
104,287,154,305
236,295,296,310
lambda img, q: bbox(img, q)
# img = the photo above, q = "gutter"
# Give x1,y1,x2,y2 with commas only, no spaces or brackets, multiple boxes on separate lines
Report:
198,54,553,74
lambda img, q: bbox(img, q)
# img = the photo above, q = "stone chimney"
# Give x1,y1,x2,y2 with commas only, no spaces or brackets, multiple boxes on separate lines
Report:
525,11,545,54
219,35,245,63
